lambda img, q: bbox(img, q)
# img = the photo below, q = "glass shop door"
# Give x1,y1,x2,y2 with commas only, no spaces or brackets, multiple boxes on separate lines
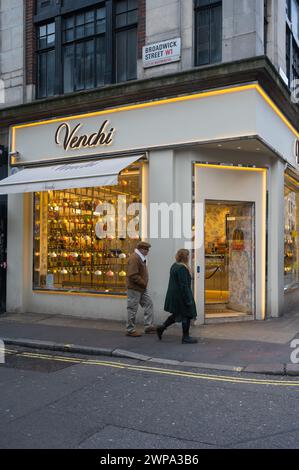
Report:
204,201,255,319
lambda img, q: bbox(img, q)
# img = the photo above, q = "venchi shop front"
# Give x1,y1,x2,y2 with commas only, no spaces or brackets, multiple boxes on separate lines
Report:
1,83,299,325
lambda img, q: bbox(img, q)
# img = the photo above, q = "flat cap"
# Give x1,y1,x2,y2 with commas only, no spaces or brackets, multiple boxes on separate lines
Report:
137,241,151,249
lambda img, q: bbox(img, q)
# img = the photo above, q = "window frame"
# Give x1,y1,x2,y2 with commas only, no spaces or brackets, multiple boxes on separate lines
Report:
36,20,56,98
284,173,299,291
264,0,269,55
35,0,138,98
286,0,299,84
292,37,299,81
286,0,292,22
62,4,107,93
114,0,138,83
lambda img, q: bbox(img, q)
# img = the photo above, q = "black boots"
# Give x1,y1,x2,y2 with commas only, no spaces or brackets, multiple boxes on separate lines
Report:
156,325,164,340
182,336,198,344
156,315,176,340
157,316,198,343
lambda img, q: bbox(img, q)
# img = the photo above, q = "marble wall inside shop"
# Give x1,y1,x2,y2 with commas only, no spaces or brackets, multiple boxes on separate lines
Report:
205,203,255,314
227,204,255,314
205,205,231,250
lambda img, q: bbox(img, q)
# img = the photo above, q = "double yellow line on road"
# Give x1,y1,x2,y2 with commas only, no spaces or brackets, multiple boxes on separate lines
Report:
2,348,299,388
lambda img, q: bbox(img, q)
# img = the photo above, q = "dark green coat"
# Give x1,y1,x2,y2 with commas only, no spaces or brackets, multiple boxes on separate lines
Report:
164,263,197,321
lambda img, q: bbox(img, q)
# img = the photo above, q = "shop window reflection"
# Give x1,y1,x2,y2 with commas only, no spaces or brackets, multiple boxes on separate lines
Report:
284,176,299,288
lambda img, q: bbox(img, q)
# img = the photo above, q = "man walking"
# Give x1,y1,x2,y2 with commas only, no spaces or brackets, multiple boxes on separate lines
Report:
126,241,156,337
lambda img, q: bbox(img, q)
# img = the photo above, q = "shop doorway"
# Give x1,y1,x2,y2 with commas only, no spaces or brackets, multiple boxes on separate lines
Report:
194,163,267,324
204,201,255,319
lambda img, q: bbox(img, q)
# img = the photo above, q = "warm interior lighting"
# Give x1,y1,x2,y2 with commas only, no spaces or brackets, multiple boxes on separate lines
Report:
141,161,148,241
285,174,299,188
195,163,267,321
195,163,266,172
33,162,142,295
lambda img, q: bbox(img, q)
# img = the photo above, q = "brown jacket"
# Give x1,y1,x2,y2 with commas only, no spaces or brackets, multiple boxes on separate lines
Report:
127,252,149,292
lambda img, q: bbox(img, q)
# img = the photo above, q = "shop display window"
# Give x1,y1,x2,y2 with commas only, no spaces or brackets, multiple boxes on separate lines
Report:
284,175,299,288
33,162,141,294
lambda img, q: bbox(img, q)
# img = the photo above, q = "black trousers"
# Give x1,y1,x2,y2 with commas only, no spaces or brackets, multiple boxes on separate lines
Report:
163,314,191,337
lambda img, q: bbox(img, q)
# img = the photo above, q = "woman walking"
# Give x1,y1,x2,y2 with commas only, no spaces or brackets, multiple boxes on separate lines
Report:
157,249,198,344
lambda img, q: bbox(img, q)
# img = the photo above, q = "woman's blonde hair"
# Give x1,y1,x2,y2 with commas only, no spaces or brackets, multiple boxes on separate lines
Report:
175,249,190,264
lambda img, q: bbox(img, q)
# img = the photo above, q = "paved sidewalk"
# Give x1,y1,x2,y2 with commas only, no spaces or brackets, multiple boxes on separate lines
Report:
1,311,299,375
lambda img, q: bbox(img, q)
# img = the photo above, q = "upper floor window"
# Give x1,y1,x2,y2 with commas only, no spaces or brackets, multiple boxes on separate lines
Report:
286,0,299,82
292,40,299,81
287,0,292,21
264,0,269,55
36,0,138,99
37,22,56,98
195,0,222,67
115,0,138,82
292,0,299,40
63,6,106,93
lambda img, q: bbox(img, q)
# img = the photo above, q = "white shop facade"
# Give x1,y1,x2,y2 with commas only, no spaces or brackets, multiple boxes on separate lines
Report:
1,83,299,324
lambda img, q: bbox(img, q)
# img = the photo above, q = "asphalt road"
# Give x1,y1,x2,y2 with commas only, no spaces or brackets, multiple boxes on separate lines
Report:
1,346,299,449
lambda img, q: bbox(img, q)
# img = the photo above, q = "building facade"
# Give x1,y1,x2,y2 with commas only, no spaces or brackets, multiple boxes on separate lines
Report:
0,0,298,325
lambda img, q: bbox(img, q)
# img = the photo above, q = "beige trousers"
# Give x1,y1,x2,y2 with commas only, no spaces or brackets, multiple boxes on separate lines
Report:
127,289,154,333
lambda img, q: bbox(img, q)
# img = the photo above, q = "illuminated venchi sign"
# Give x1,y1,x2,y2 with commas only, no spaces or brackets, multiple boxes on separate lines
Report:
55,120,116,151
10,85,299,165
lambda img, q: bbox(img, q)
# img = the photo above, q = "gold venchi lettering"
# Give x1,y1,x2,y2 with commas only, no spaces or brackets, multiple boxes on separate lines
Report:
55,120,115,151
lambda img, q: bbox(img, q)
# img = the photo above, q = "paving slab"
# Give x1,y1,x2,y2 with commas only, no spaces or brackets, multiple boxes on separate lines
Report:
112,349,151,361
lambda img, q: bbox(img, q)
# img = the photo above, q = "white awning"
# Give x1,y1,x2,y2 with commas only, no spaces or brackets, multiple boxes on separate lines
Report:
0,155,143,194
